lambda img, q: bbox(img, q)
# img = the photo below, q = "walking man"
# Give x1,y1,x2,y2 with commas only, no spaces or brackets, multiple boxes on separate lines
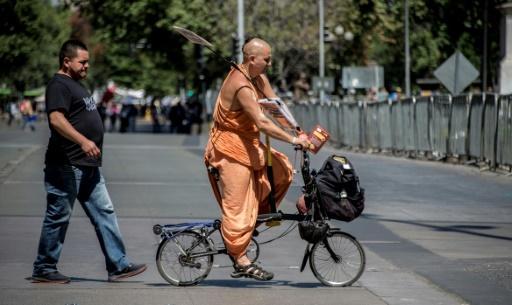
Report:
31,39,146,283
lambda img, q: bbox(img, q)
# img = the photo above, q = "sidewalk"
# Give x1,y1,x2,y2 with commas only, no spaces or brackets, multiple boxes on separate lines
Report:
1,119,509,305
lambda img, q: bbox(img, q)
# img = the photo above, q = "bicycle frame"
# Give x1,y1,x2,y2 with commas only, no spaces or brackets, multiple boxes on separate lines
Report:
255,149,338,272
154,220,227,258
256,150,321,223
153,149,366,286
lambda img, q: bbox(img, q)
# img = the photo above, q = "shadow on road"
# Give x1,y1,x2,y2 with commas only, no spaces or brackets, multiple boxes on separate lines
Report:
364,213,512,241
145,279,326,288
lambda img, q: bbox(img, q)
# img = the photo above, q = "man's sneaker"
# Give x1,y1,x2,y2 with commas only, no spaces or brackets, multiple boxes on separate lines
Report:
108,263,147,282
32,271,70,284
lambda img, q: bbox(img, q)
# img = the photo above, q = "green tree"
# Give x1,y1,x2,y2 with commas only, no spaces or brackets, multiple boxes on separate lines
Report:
0,0,70,93
365,0,505,91
71,0,506,96
73,0,234,97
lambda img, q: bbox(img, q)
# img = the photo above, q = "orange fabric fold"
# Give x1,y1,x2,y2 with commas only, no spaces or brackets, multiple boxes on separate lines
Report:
204,69,292,260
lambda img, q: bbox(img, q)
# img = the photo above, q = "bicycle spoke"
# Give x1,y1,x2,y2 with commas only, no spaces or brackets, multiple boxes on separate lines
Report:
310,232,365,286
156,231,213,286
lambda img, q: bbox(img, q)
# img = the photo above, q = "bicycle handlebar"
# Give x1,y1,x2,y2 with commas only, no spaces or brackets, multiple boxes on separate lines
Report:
257,212,309,223
257,212,282,222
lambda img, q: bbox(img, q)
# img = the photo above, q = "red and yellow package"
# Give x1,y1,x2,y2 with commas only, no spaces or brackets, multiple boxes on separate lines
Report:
307,125,330,154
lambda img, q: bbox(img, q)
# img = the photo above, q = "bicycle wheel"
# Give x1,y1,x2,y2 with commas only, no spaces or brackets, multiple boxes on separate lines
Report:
246,237,260,263
156,230,213,286
309,231,365,287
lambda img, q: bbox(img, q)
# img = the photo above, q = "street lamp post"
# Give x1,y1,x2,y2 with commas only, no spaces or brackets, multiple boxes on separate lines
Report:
319,0,325,103
237,0,244,63
482,0,488,92
404,0,411,97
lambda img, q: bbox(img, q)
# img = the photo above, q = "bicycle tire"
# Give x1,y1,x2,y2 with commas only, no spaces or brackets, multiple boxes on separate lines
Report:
309,231,365,287
246,237,260,263
156,230,213,286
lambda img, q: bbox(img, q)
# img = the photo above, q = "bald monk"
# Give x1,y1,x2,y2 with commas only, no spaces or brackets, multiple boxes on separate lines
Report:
204,38,311,281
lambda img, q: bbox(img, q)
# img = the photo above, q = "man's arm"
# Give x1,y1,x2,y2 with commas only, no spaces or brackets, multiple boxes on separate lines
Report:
48,111,101,158
237,87,310,148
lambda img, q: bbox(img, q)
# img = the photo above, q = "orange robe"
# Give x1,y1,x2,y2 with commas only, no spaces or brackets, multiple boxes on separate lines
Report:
204,69,292,260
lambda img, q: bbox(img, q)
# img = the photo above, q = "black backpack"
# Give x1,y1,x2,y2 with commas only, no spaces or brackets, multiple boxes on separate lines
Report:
315,155,365,222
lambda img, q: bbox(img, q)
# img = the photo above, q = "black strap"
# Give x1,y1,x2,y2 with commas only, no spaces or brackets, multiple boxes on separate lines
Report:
231,65,269,100
234,85,253,100
204,160,223,206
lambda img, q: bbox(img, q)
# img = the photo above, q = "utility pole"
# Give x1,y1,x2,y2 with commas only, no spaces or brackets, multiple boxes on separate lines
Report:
237,0,244,63
404,0,411,97
197,45,206,111
319,0,325,103
482,0,488,92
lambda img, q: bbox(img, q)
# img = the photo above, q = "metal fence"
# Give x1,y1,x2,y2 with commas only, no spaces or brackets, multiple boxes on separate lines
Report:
497,95,512,167
449,95,469,157
289,94,512,171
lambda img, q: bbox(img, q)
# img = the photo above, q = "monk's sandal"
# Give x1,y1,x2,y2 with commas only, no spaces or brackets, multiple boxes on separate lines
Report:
231,263,274,281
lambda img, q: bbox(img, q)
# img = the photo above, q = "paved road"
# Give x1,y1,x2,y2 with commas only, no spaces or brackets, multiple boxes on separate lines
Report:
0,119,511,305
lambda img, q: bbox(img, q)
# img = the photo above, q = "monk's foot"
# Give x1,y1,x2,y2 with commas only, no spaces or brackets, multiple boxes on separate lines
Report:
230,263,274,281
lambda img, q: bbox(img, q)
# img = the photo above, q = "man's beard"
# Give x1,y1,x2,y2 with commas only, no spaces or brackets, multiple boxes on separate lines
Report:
71,69,87,80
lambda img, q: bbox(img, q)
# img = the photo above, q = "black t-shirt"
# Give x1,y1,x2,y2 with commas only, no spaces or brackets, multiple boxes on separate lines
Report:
44,74,104,166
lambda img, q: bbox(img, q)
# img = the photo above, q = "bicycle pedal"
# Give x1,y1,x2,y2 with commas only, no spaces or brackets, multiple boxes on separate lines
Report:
265,220,281,227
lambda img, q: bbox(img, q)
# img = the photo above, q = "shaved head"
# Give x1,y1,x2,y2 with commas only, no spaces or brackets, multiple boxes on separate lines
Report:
240,37,272,77
242,38,271,59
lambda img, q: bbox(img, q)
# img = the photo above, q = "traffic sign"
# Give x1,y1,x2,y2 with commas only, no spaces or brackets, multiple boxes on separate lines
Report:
342,66,384,89
433,50,479,95
312,76,334,92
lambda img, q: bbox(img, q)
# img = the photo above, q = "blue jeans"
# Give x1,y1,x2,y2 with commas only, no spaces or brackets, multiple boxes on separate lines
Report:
33,165,130,275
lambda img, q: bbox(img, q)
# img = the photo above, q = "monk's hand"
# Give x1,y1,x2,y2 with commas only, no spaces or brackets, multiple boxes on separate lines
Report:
292,134,312,151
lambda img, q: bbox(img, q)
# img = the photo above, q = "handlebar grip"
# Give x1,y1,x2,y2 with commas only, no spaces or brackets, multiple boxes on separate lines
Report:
257,213,282,222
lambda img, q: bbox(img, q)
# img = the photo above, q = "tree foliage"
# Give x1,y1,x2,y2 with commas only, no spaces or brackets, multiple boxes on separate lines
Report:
363,0,505,90
0,0,70,92
1,0,507,96
73,0,234,96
